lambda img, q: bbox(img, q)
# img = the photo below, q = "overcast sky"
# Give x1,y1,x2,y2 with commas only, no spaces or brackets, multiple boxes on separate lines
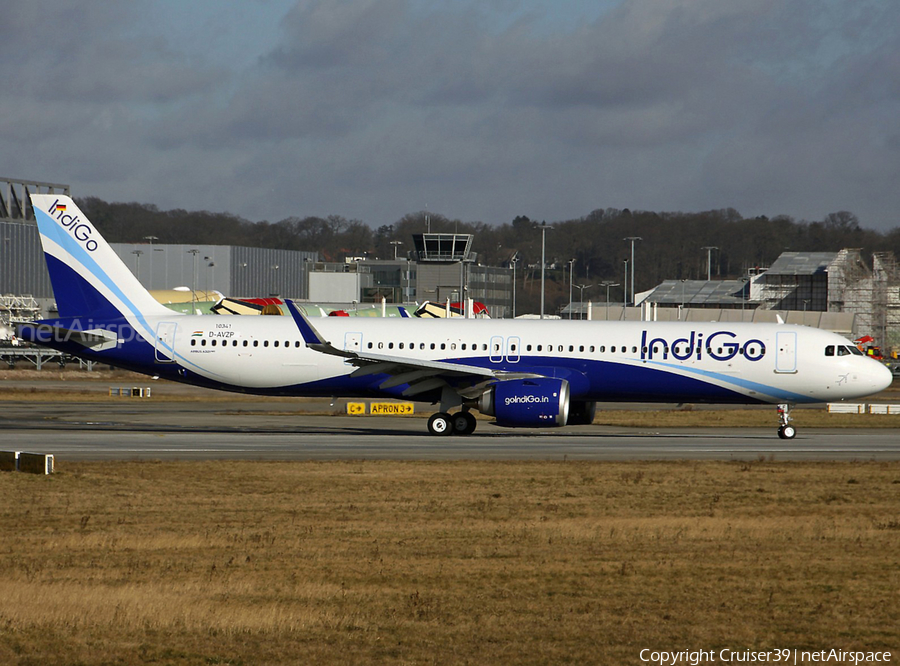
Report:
4,0,899,229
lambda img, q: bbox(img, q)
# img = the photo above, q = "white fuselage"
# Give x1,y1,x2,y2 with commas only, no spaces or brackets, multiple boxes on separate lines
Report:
151,315,891,404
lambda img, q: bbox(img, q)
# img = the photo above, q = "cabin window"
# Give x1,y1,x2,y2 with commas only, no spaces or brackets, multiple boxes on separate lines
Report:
632,346,637,353
263,340,269,348
461,343,467,350
212,339,217,347
253,340,259,347
399,343,404,349
568,345,574,352
494,344,500,352
610,346,616,353
430,343,436,350
590,346,595,352
599,346,605,352
190,339,196,347
274,340,279,347
537,345,542,352
420,343,426,350
368,342,373,349
243,340,248,347
201,339,207,347
378,342,384,349
450,343,457,350
388,342,394,349
579,345,584,352
510,344,517,352
295,341,301,348
441,343,446,350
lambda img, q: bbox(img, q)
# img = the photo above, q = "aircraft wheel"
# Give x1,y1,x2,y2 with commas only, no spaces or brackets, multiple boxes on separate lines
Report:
777,425,796,439
427,412,453,436
451,411,477,435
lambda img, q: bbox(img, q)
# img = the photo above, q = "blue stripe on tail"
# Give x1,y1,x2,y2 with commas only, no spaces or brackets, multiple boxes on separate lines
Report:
44,253,123,320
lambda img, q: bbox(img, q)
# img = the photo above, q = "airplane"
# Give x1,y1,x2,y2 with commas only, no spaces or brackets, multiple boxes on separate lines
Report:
17,194,893,439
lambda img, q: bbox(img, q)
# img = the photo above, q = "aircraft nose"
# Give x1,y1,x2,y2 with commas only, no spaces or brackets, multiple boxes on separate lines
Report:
872,361,894,392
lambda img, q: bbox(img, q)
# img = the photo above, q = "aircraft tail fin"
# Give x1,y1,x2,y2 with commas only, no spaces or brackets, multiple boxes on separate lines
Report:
30,194,173,320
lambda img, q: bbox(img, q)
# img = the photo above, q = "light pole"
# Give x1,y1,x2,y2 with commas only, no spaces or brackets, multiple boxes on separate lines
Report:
600,281,619,321
207,261,216,293
538,221,551,319
509,251,519,319
567,258,576,319
187,249,200,309
575,283,592,320
131,250,143,282
271,264,280,298
701,246,718,281
741,277,749,316
623,236,641,305
390,240,403,260
680,278,687,320
153,247,165,290
623,259,629,315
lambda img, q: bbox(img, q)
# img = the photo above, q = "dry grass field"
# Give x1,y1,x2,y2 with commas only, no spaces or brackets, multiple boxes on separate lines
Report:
1,460,899,664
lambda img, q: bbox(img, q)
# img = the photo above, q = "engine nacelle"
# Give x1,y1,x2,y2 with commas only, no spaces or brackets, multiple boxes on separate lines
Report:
475,378,570,427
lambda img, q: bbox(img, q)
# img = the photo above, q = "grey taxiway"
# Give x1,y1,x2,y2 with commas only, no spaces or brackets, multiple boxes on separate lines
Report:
3,392,899,462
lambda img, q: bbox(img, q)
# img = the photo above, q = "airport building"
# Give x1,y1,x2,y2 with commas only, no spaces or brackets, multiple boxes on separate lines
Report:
108,243,318,301
635,249,900,349
305,233,513,318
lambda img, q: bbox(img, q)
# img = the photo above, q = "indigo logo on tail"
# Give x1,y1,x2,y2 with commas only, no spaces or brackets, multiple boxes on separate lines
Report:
48,199,99,252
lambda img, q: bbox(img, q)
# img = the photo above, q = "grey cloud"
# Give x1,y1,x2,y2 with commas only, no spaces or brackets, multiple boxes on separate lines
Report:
5,0,900,229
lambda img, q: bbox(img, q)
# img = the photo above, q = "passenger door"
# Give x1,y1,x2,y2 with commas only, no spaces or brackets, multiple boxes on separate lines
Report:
154,322,178,363
775,331,797,373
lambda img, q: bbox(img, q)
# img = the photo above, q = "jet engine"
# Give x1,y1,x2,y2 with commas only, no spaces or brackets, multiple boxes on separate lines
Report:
474,378,570,427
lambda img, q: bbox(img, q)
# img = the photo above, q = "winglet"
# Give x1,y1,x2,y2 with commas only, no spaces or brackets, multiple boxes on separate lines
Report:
284,299,357,360
284,299,329,346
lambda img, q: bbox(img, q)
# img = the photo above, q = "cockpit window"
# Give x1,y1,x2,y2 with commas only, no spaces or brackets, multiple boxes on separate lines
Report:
837,346,851,356
849,346,864,356
825,345,835,357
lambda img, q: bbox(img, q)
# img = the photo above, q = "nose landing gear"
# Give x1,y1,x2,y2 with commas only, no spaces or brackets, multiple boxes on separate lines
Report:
777,403,796,439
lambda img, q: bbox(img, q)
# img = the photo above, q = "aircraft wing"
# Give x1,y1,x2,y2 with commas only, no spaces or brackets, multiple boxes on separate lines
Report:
23,322,119,352
284,299,539,397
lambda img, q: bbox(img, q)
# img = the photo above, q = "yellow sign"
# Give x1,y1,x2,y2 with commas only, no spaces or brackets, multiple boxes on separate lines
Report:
347,402,366,415
370,402,414,416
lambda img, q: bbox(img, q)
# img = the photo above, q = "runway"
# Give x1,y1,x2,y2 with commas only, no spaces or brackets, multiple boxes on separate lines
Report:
3,398,900,461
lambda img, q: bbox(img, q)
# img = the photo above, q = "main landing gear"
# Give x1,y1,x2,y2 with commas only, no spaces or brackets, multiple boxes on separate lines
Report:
777,403,796,439
427,410,477,436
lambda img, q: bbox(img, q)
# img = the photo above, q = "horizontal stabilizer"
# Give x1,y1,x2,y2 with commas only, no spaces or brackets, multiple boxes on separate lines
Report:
27,324,119,352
